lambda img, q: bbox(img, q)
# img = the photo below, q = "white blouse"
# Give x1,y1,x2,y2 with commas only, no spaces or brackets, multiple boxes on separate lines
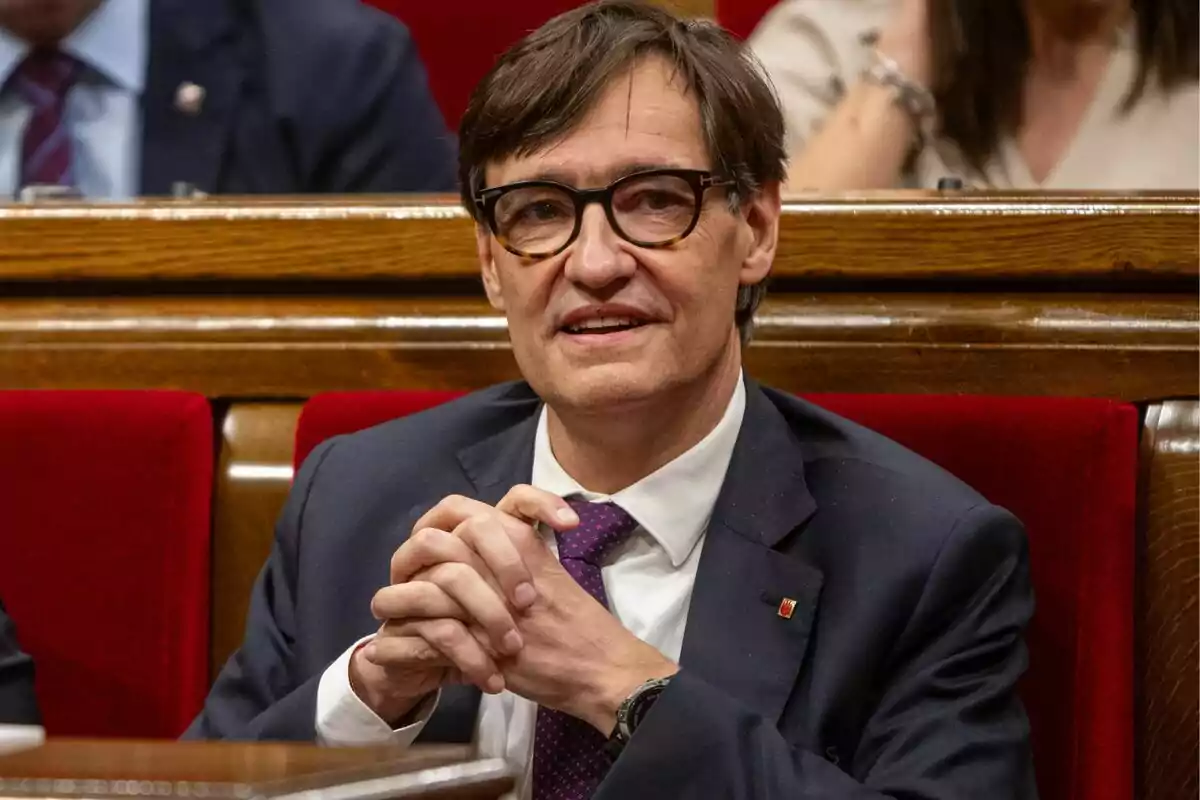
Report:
748,0,1199,190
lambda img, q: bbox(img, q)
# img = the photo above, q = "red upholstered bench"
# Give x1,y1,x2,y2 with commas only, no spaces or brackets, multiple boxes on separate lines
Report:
363,1,585,129
716,0,778,40
0,391,214,738
295,390,1136,800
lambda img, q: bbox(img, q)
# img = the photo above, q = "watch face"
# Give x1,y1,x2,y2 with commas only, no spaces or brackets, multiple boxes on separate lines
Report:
629,685,664,728
623,676,672,736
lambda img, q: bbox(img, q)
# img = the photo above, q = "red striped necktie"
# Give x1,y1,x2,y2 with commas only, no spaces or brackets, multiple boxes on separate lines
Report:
12,49,81,189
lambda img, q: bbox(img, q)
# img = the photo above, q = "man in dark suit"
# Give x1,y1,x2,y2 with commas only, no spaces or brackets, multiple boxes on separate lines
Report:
189,3,1037,798
0,600,39,725
0,0,455,199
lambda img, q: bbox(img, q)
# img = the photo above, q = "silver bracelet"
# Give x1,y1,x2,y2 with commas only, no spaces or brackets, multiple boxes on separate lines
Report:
862,49,937,147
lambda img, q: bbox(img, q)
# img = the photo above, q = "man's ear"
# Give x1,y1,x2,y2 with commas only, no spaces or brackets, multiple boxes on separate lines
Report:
739,181,781,288
477,224,506,311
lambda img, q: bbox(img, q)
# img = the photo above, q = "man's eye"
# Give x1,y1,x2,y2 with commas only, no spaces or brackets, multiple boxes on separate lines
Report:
623,190,689,212
516,201,568,223
643,191,684,209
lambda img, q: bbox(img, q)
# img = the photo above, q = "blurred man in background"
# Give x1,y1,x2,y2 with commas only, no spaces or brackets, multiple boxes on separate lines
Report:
0,0,456,199
0,600,39,726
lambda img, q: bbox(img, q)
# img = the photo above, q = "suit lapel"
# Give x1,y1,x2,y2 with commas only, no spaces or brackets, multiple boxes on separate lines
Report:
140,0,244,195
680,381,823,724
417,390,541,744
456,392,541,503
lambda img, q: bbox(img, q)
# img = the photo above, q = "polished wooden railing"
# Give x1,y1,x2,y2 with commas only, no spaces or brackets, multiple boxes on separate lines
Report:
1,193,1195,399
1,192,1196,800
0,740,511,799
2,192,1194,282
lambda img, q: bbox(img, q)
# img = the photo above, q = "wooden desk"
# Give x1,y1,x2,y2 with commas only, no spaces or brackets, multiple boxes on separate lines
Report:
0,741,511,800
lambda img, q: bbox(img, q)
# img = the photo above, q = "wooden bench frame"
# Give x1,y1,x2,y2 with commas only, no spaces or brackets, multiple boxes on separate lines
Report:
1,192,1195,799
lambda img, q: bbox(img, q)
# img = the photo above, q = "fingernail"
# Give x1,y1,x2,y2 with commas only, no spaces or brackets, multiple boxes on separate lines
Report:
502,630,524,655
485,674,505,694
556,506,579,524
513,582,537,608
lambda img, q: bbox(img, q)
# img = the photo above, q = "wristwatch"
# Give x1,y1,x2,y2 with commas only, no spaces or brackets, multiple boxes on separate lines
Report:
604,675,674,758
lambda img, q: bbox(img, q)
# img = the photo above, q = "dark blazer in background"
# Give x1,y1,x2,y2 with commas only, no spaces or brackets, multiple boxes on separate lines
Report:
0,600,40,726
188,379,1038,799
141,0,457,195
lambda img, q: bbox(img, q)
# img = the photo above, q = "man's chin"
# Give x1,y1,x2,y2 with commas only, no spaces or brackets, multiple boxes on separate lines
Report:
541,363,667,413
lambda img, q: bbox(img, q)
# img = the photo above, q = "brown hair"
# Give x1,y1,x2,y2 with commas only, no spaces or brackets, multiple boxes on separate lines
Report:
457,0,787,342
929,0,1199,177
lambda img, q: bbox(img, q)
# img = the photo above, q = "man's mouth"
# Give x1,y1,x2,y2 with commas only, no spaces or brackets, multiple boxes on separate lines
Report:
561,316,650,335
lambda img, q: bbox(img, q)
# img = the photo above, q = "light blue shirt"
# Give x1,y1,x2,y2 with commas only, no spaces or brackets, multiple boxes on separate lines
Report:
0,0,147,200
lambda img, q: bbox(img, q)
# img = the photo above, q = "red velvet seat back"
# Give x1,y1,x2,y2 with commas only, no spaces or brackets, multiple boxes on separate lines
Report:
715,0,778,39
295,390,1136,800
363,1,585,129
0,391,214,738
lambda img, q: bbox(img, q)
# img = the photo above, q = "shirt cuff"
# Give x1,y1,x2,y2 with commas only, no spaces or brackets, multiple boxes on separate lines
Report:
315,634,439,746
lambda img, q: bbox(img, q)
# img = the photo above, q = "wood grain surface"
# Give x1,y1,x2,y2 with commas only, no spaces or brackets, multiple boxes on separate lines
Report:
210,404,303,678
1138,402,1200,800
0,294,1194,400
0,193,1194,283
0,740,466,782
0,740,511,800
0,740,515,800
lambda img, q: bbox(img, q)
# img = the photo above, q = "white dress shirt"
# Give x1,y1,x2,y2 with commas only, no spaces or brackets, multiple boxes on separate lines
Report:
316,375,747,799
0,0,147,200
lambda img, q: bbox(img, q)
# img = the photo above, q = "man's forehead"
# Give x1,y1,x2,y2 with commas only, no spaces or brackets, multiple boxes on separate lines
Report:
484,56,708,188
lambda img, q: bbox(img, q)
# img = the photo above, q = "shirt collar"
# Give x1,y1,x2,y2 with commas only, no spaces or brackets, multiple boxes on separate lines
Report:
531,373,747,568
0,0,147,93
63,0,148,92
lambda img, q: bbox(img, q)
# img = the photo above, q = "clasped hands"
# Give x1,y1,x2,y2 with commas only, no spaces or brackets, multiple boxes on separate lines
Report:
348,486,677,735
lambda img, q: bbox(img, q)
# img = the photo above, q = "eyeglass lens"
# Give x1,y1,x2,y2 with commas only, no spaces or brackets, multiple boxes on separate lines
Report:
492,172,699,256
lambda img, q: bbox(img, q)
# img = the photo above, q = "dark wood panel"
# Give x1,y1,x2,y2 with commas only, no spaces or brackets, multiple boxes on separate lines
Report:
210,404,303,677
1138,402,1200,800
0,294,1194,400
0,193,1194,283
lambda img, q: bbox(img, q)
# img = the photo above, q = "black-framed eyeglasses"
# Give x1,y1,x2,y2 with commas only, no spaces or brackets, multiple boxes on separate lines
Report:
474,168,735,259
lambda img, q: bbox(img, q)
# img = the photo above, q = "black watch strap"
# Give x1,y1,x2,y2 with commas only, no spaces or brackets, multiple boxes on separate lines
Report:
604,675,673,759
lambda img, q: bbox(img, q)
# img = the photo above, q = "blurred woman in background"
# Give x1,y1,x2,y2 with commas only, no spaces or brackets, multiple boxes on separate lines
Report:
749,0,1198,190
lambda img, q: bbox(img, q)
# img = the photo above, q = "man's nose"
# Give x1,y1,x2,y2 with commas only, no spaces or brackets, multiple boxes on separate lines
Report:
563,204,636,289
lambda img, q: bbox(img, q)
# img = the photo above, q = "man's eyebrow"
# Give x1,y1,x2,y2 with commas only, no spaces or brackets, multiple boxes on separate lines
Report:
507,161,691,187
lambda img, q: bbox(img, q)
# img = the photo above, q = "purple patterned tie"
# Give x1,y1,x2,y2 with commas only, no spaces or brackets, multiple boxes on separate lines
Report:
12,49,81,189
532,498,638,800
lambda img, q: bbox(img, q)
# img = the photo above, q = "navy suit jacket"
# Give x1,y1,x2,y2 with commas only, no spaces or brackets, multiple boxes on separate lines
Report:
0,600,39,726
141,0,456,195
189,380,1038,799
